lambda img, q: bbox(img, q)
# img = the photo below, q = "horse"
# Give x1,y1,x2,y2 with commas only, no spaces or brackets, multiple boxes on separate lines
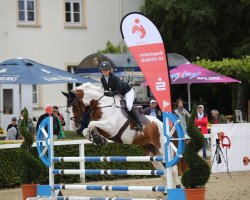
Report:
62,82,182,187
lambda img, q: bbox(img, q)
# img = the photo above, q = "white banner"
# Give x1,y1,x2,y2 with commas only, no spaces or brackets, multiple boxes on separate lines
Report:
211,123,250,173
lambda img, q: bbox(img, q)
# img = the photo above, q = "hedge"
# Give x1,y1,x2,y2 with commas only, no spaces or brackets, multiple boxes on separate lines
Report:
0,143,154,188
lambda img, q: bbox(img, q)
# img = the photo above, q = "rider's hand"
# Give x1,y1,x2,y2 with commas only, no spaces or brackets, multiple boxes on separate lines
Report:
104,91,114,97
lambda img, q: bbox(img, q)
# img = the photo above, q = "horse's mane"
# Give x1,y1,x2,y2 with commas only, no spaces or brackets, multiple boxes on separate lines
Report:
74,82,104,94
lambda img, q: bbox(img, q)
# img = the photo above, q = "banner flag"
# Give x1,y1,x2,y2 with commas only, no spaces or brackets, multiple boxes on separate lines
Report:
120,12,172,111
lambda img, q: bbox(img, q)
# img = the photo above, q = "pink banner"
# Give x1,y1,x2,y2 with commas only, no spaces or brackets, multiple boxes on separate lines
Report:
121,12,172,112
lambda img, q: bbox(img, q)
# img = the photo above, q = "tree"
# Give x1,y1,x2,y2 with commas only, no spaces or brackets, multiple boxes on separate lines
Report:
97,41,128,54
143,0,250,60
196,56,250,120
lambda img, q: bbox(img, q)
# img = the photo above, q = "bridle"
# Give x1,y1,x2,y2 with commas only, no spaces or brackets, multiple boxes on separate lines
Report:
67,92,122,124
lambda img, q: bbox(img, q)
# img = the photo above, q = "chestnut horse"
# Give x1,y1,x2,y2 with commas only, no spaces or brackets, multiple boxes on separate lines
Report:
63,83,185,187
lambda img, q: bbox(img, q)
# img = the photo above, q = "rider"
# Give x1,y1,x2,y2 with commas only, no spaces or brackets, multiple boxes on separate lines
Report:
99,61,143,131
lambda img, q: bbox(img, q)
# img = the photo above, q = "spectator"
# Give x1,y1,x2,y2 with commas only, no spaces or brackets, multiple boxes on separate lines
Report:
52,106,66,129
195,105,208,159
6,117,18,140
36,105,64,139
174,99,190,134
211,109,227,124
143,99,162,121
17,108,36,139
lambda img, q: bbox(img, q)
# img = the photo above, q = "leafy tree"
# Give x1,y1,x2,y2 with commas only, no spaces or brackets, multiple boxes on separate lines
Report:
195,56,250,120
98,41,128,54
143,0,250,60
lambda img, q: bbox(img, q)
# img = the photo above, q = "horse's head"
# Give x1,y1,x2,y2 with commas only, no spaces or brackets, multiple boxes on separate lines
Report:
62,90,86,131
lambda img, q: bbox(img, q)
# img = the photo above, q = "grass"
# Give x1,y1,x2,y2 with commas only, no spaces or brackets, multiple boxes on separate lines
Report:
64,131,85,140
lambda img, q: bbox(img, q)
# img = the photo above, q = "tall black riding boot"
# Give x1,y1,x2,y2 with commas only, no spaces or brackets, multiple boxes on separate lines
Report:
128,109,143,132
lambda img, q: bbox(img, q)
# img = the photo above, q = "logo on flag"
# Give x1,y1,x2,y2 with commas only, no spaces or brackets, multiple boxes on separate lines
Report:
132,19,146,39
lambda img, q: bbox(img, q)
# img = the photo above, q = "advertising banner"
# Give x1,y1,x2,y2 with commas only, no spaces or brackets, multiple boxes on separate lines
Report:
211,123,250,173
121,12,172,112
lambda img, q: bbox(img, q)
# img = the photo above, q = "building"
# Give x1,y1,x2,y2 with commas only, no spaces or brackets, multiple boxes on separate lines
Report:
0,0,145,129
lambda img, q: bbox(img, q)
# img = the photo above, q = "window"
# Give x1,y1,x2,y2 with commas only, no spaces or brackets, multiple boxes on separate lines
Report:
3,89,13,114
64,0,86,28
32,85,38,104
17,0,40,26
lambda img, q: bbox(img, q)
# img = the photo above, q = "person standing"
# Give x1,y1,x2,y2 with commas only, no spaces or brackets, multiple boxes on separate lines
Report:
52,106,66,129
36,105,64,139
174,99,190,134
211,109,227,124
195,105,208,159
143,99,162,121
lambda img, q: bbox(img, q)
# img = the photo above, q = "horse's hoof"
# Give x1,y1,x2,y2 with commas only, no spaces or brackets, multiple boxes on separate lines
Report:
176,184,182,188
90,131,107,146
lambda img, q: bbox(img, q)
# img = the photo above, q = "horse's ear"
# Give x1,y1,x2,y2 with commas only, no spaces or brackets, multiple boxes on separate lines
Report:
69,90,77,98
61,91,70,98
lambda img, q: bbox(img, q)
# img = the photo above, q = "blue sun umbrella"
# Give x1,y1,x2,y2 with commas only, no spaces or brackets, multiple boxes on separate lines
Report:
0,58,96,84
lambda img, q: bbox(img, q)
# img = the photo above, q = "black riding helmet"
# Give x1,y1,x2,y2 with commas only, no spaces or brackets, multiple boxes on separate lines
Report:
99,61,112,70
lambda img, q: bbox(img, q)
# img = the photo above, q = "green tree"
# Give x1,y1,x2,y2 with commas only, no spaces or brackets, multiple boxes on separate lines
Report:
98,41,128,54
196,56,250,120
143,0,250,60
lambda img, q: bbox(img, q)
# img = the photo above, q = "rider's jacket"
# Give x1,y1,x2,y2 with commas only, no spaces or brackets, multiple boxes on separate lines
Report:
101,73,132,96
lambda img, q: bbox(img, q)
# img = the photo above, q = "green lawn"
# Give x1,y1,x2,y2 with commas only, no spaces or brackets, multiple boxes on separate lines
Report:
64,131,85,140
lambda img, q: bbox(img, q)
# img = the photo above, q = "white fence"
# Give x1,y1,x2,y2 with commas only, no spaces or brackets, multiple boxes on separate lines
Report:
0,139,92,182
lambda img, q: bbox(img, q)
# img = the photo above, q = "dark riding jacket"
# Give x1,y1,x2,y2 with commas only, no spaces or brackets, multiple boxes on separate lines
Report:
101,73,132,96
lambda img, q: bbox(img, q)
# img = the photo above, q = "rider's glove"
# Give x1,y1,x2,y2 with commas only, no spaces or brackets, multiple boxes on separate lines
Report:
104,91,114,97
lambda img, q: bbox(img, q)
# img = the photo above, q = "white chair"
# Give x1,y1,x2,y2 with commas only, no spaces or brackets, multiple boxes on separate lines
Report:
235,110,247,123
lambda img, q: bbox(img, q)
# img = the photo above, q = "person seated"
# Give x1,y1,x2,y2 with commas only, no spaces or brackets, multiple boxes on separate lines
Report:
99,61,143,131
6,117,18,140
143,99,162,121
211,109,227,124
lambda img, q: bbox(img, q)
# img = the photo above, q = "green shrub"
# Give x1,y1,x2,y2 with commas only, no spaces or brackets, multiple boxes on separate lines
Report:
0,143,153,188
19,108,42,184
181,105,211,188
18,148,43,184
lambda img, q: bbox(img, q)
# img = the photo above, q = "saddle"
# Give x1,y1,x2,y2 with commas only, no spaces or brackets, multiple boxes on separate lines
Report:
120,99,149,124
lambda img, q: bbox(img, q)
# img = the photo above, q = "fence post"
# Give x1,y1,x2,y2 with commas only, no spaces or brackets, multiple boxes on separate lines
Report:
79,141,85,183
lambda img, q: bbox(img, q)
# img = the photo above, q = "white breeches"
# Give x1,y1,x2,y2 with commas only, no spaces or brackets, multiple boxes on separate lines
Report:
124,88,134,111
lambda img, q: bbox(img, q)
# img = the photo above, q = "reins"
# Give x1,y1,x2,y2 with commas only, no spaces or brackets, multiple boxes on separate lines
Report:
68,94,122,124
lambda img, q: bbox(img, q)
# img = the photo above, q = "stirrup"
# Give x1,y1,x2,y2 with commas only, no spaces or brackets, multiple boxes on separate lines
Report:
134,126,143,132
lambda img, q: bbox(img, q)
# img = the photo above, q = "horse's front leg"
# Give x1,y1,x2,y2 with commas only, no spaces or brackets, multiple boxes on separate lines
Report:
83,120,112,145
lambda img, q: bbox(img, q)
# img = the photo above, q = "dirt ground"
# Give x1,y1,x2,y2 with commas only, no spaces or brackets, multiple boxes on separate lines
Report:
1,172,250,200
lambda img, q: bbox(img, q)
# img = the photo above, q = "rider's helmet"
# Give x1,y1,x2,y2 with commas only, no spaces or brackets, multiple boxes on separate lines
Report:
99,61,112,71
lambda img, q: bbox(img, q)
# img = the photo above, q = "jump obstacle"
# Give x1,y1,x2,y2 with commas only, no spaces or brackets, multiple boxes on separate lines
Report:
28,112,186,200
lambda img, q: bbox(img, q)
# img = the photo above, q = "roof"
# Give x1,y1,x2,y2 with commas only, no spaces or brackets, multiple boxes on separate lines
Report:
76,53,189,73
